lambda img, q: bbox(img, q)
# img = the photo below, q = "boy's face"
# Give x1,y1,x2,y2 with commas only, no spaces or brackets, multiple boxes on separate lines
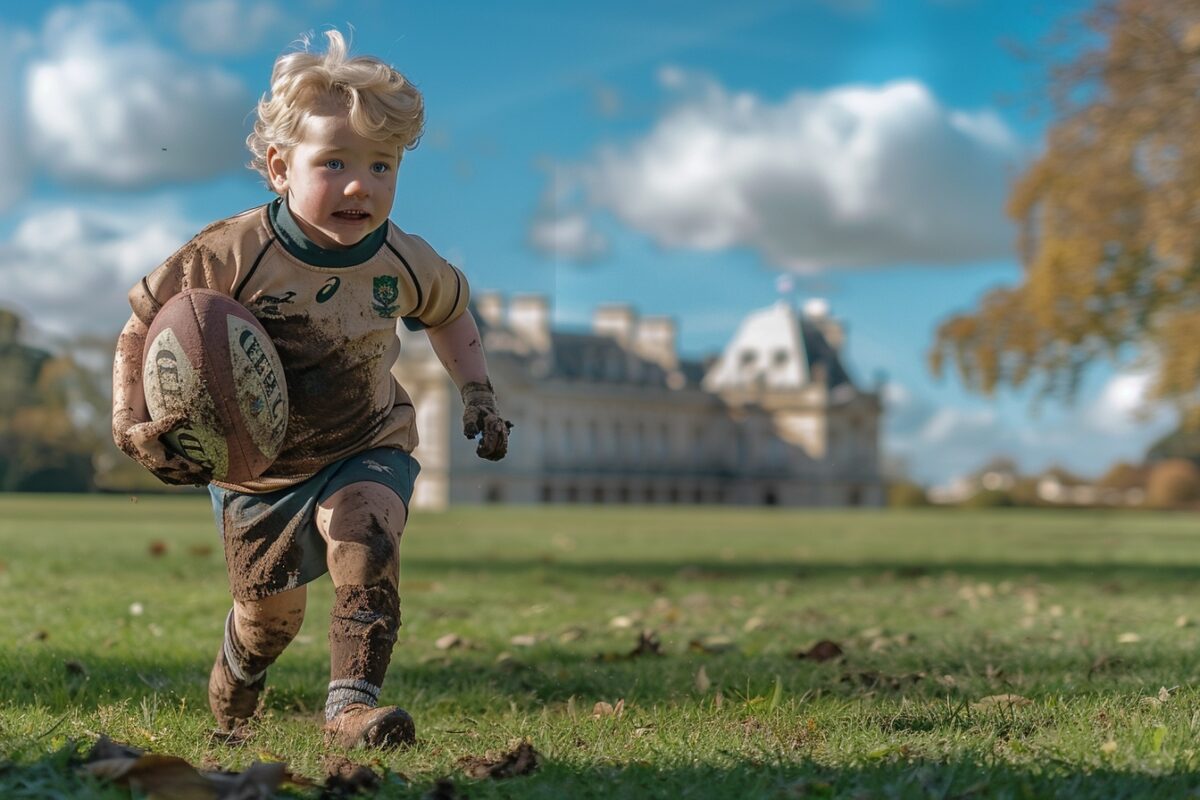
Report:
267,105,399,249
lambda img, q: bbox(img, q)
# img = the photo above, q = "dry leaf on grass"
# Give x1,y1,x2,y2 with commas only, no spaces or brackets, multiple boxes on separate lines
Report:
509,634,539,647
1117,632,1142,644
456,740,541,780
971,694,1032,711
592,699,626,718
81,736,289,800
794,640,843,662
595,630,663,661
435,633,468,651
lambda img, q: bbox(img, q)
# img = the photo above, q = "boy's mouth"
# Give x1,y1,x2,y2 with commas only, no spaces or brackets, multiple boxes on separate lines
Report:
333,210,370,221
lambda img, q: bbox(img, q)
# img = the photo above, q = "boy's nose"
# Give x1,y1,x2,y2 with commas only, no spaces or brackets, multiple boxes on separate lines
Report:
344,176,369,198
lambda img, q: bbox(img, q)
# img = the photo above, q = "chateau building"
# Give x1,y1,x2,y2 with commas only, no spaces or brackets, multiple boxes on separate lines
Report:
393,294,883,509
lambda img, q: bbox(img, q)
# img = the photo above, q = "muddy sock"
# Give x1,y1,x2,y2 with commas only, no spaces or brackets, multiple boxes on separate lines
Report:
222,608,272,684
326,583,399,721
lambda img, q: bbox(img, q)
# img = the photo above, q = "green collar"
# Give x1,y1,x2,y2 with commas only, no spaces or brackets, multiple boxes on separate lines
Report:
268,197,387,267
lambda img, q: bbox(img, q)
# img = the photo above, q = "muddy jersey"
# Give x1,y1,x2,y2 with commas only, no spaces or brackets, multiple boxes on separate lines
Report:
128,198,470,493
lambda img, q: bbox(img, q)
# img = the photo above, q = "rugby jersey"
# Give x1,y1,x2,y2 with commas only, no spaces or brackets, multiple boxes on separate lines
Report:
129,198,470,493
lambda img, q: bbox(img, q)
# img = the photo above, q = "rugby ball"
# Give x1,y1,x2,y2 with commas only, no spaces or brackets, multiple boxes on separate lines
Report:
142,288,288,484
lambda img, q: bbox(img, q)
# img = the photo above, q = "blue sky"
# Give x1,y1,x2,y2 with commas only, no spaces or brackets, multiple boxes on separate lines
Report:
0,0,1176,485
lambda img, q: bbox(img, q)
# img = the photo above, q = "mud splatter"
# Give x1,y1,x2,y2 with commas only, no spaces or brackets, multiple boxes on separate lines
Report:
222,494,306,600
329,583,400,686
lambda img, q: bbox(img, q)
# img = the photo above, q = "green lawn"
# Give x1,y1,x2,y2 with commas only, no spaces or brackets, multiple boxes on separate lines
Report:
3,495,1200,798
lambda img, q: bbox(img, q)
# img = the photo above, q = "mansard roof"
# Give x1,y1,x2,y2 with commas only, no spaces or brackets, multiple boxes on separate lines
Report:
701,300,857,394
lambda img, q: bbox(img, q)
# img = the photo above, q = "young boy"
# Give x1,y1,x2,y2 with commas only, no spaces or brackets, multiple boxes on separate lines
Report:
111,31,510,749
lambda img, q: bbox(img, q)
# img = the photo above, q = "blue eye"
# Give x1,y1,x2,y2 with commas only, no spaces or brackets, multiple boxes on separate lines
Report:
371,162,391,174
325,159,344,170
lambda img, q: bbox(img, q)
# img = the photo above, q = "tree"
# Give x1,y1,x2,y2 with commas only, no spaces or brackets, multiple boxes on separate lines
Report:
931,1,1200,423
0,309,105,492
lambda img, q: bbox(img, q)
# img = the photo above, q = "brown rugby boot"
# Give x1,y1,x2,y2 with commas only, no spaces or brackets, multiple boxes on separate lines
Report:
208,645,265,734
323,703,416,749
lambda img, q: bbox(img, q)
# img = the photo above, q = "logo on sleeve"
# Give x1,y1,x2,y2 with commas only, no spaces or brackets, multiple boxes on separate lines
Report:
372,275,399,317
316,277,341,303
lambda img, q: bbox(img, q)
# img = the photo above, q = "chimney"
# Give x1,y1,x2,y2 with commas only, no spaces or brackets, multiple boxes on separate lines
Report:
592,304,637,347
802,297,844,352
509,294,551,352
475,291,504,327
634,316,678,371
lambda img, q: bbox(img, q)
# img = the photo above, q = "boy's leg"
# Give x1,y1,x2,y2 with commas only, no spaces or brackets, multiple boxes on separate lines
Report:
210,585,306,732
315,479,412,747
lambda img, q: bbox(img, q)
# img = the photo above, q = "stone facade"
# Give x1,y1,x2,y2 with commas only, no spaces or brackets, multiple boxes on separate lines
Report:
393,294,883,509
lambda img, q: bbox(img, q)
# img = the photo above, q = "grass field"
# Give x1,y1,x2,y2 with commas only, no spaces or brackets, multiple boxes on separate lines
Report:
3,495,1200,798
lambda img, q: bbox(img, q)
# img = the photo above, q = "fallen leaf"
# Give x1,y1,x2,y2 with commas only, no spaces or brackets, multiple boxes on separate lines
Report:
595,630,663,661
1117,632,1142,644
558,626,585,643
609,615,635,629
795,640,843,662
971,694,1032,711
188,544,214,558
82,736,288,800
129,602,145,617
456,740,541,780
1088,654,1125,678
509,634,538,647
695,665,712,693
1176,615,1193,628
435,634,465,651
592,699,626,719
148,540,168,557
1100,739,1118,755
742,616,766,632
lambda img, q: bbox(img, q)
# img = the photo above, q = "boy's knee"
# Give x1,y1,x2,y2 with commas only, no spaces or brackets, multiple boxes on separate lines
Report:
234,595,306,659
319,481,405,584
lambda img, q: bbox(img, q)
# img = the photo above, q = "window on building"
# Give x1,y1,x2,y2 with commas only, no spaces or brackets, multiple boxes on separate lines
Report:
762,488,779,506
566,485,579,503
692,487,705,504
485,485,503,504
643,486,656,504
592,486,605,503
773,349,789,367
540,484,553,503
667,486,680,504
617,485,631,503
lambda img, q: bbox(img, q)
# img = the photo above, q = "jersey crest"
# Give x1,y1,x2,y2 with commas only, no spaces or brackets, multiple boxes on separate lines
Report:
372,275,399,317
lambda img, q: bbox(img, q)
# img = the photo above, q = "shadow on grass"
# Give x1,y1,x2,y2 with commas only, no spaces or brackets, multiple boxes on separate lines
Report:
406,556,1200,590
3,639,1193,719
1,740,1199,799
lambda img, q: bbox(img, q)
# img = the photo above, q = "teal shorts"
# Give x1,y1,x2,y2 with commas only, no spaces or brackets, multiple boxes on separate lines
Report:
208,447,420,601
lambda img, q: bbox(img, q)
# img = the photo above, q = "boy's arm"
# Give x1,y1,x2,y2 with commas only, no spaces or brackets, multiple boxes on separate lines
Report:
423,311,511,461
112,314,212,486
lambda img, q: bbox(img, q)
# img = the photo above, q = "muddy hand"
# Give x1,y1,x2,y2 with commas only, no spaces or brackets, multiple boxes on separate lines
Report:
115,412,213,486
460,379,513,461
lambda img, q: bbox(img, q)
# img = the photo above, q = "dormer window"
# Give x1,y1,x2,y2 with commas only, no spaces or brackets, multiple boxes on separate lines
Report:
772,349,789,367
739,350,756,367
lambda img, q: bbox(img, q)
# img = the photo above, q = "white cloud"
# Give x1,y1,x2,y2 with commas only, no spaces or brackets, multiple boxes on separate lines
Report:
533,70,1020,270
528,211,609,262
885,372,1178,486
172,0,290,55
26,2,251,189
0,204,195,338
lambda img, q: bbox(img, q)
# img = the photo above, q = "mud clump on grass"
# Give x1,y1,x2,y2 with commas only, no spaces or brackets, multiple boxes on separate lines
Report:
457,739,541,780
321,755,381,797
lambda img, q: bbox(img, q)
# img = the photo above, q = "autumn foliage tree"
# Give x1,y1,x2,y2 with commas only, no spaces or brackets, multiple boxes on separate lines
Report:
931,1,1200,421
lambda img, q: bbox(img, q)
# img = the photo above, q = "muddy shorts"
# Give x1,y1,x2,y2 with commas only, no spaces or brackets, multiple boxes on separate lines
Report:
208,447,420,601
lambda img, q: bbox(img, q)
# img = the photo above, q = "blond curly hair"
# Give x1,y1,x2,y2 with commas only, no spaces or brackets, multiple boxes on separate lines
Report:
247,30,424,185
